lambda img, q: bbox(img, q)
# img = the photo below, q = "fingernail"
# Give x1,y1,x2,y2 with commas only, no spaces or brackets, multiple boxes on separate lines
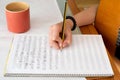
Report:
63,43,67,48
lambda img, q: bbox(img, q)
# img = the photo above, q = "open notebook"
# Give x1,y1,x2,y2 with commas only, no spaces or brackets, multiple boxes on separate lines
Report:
4,34,114,77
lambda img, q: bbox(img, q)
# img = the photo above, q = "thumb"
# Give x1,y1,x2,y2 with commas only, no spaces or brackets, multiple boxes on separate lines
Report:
52,36,63,48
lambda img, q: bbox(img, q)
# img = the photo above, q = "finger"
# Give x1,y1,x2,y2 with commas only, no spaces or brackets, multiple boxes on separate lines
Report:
49,31,63,49
49,31,59,49
54,37,63,48
50,32,62,49
49,41,60,49
63,32,72,48
51,33,63,47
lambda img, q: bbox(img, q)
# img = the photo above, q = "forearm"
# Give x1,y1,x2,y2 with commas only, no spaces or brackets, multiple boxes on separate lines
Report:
73,5,98,27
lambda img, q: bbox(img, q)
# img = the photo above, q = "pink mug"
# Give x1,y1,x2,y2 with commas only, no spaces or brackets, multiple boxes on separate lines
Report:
5,2,30,33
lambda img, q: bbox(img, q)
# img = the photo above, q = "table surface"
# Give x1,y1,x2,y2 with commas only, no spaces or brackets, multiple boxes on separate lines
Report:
0,0,63,35
0,0,119,80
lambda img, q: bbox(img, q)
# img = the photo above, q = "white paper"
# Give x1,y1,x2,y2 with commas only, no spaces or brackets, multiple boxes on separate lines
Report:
5,34,114,77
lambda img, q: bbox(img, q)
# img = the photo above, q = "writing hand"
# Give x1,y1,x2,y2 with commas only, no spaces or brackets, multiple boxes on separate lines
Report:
49,21,72,49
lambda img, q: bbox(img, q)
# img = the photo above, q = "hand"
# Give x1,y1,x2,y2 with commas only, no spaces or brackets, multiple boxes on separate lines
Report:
49,20,73,49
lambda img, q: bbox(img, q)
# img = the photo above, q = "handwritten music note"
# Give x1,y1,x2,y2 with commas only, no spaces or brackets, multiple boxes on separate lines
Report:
12,35,63,70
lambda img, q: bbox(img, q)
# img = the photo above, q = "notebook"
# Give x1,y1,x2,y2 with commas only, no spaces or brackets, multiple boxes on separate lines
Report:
4,34,114,77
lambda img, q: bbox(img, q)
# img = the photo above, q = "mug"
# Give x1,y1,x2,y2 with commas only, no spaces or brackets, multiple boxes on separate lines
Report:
5,2,30,33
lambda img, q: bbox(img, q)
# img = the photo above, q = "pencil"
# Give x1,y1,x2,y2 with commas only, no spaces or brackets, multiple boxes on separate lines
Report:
60,0,68,51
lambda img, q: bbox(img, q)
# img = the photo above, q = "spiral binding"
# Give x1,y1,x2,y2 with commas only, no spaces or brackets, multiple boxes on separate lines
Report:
4,73,113,77
115,28,120,59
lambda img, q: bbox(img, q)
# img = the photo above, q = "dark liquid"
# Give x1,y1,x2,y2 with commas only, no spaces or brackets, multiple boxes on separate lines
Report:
9,8,25,12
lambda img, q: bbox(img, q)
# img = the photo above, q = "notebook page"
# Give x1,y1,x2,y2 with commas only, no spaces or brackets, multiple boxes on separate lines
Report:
5,34,114,77
6,35,81,74
71,35,113,75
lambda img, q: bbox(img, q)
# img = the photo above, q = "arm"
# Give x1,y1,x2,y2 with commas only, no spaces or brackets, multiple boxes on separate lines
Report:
68,5,98,28
49,5,98,49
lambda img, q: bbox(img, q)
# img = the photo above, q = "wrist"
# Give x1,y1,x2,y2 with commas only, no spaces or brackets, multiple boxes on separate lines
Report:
66,16,77,31
66,19,73,30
